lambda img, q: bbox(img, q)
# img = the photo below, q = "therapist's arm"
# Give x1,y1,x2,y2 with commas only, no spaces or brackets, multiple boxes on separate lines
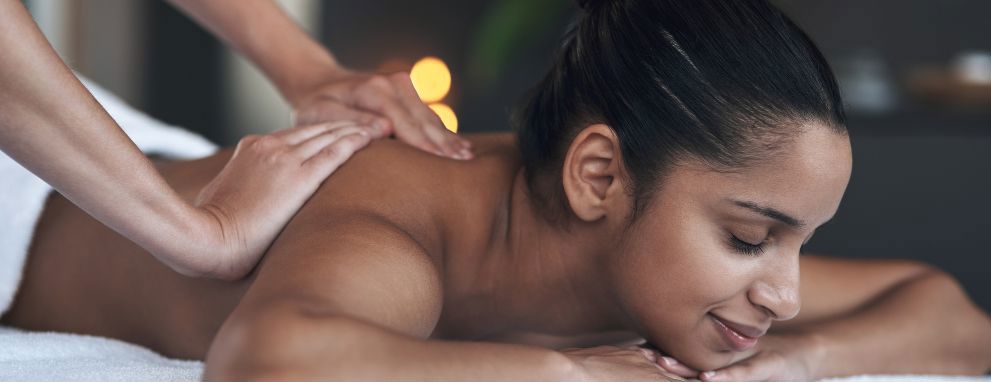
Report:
167,0,473,160
0,1,372,280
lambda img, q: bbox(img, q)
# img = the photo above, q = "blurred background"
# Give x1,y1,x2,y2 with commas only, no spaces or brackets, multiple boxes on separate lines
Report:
24,0,991,311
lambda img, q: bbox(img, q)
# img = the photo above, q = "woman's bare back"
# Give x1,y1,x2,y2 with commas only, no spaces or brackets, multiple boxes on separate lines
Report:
1,133,521,359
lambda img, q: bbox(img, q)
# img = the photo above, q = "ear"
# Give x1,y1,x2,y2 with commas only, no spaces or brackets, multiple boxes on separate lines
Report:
561,124,628,222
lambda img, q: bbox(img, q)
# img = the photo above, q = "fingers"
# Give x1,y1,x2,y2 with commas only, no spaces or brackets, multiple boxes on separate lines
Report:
656,355,701,378
293,102,393,139
293,71,475,160
700,361,759,382
354,73,473,160
354,81,448,155
638,348,659,363
301,130,372,179
295,125,370,158
390,72,474,159
270,121,357,145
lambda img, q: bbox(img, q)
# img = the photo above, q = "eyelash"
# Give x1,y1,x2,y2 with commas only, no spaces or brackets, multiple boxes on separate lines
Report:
729,235,766,257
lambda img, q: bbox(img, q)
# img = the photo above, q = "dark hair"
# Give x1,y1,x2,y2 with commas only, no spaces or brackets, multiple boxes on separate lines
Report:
514,0,847,225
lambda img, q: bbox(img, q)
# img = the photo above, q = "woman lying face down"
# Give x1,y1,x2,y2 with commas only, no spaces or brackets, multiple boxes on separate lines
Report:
3,0,990,380
511,0,855,371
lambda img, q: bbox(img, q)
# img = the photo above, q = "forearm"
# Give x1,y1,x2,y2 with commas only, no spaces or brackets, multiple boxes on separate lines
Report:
0,2,204,267
805,270,991,378
206,307,575,381
166,0,339,101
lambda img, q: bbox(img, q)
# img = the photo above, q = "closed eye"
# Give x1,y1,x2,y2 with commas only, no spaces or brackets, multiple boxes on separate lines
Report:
729,235,765,257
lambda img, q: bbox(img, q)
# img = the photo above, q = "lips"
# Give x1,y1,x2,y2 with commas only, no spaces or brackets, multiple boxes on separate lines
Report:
709,314,767,351
711,314,767,338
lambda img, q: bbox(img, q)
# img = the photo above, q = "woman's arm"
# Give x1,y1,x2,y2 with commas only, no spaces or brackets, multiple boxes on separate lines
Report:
206,213,675,381
674,256,991,381
790,256,991,378
208,301,577,381
204,213,573,380
0,1,371,279
166,0,473,159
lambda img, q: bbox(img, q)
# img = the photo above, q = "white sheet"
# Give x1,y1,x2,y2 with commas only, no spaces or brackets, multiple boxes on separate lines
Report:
1,324,986,382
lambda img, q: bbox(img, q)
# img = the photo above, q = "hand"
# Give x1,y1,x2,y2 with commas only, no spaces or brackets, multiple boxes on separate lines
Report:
654,334,825,382
562,346,694,382
183,121,373,280
287,67,473,160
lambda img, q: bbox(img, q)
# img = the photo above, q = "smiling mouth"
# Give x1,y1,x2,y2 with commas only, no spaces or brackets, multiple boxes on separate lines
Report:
708,314,762,351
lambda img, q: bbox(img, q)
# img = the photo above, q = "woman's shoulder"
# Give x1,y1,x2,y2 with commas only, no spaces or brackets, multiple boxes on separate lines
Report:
297,132,519,256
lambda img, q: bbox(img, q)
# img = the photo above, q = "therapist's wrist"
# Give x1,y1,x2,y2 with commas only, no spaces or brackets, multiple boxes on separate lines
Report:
269,47,345,107
142,201,248,281
184,202,260,281
279,60,350,107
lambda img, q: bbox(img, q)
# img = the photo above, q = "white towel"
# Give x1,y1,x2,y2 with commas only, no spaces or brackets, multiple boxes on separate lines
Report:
0,326,202,382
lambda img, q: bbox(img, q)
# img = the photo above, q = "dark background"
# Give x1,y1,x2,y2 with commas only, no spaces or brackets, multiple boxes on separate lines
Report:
44,0,991,311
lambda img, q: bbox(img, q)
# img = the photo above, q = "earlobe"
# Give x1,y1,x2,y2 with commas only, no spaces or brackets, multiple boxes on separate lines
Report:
561,124,625,222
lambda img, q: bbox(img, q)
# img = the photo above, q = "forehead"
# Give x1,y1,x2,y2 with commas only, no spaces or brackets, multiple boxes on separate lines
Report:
661,126,852,228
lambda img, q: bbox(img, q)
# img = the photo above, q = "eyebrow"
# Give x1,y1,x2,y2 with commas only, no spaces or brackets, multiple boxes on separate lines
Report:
728,199,807,229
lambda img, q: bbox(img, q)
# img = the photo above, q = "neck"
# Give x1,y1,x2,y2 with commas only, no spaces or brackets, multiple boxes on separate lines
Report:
469,169,628,337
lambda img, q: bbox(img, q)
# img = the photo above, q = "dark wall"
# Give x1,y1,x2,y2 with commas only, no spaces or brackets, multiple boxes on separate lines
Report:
142,1,227,144
805,135,991,310
320,0,575,133
777,0,991,310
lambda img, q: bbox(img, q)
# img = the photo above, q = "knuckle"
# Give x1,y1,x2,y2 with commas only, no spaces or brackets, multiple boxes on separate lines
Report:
282,147,307,163
237,134,260,147
261,147,296,165
319,145,348,162
365,75,392,90
254,134,285,149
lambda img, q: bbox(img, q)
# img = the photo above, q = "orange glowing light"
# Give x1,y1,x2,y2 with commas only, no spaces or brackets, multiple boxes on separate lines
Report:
429,103,458,133
410,56,451,103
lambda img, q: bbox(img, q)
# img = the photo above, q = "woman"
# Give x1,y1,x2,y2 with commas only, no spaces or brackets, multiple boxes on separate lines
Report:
3,0,990,380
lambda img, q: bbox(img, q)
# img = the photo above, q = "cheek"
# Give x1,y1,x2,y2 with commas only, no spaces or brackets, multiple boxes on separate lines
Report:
609,222,755,368
612,219,745,316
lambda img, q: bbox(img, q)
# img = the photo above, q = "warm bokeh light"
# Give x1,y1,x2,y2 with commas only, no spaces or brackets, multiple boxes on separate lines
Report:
410,56,451,103
428,103,458,133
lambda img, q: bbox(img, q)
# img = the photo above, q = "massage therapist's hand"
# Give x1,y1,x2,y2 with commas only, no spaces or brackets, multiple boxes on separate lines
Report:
190,121,372,279
286,67,473,160
164,0,473,160
561,346,693,381
654,334,826,382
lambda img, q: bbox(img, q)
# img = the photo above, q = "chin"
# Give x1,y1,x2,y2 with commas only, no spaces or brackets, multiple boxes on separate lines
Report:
677,348,737,372
648,335,738,372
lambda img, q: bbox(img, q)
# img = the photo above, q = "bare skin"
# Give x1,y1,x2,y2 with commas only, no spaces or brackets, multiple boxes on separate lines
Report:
0,0,471,281
3,129,991,381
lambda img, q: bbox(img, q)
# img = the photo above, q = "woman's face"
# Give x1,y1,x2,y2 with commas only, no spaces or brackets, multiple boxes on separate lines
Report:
607,126,852,371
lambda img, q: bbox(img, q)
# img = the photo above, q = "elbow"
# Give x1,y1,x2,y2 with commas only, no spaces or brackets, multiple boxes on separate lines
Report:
203,307,300,381
912,267,991,374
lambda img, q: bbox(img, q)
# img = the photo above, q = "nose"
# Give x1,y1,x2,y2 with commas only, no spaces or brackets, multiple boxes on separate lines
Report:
747,254,801,321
